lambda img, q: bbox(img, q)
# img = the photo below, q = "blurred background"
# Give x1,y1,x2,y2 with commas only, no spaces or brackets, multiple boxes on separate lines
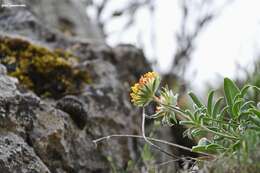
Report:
86,0,260,96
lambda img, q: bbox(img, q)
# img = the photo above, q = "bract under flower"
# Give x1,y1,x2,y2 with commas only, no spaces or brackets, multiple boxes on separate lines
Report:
155,87,178,125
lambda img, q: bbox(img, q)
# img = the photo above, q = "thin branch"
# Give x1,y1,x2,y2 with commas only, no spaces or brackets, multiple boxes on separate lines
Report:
141,108,179,159
93,134,214,157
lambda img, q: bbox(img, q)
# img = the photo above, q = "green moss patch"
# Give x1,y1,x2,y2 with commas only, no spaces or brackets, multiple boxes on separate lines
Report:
0,36,90,99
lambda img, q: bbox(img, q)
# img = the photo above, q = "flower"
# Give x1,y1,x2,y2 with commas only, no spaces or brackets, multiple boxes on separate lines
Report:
130,72,160,107
155,87,178,126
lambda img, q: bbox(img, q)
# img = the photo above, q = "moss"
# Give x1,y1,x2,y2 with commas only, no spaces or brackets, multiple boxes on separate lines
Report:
0,36,90,99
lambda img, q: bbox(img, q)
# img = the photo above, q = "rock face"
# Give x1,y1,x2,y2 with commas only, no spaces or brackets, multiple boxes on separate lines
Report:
56,96,89,129
0,2,159,173
13,0,103,40
0,132,50,173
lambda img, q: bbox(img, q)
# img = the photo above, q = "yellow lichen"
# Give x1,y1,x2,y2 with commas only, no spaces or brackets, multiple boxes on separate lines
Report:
0,36,90,99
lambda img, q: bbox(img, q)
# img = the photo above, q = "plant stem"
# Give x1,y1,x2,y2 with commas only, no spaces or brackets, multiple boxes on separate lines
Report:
153,96,190,120
203,117,239,127
141,108,179,159
200,124,238,140
93,135,214,157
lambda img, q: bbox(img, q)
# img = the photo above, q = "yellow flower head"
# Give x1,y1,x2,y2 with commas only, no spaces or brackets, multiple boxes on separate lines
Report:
130,72,160,107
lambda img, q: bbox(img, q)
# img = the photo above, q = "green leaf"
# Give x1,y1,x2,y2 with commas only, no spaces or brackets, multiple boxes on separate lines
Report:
240,85,251,98
213,136,225,142
252,85,260,93
207,90,214,116
250,116,260,127
224,78,240,116
185,109,196,121
206,143,223,150
232,98,243,118
141,143,154,162
191,129,207,137
250,108,260,118
189,92,204,108
238,111,251,120
192,145,207,152
179,120,196,126
217,105,228,120
126,160,135,172
231,140,241,151
194,109,202,122
169,112,177,124
192,143,222,153
240,101,255,111
183,128,194,139
212,97,224,118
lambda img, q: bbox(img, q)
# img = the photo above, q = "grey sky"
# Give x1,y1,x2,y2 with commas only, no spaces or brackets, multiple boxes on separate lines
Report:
89,0,260,93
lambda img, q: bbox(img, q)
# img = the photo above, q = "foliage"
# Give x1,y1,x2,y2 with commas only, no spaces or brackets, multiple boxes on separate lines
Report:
106,143,157,173
236,58,260,102
130,72,260,167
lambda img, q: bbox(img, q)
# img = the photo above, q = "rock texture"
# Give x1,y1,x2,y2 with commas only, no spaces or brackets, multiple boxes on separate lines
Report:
0,132,50,173
0,1,160,173
12,0,103,41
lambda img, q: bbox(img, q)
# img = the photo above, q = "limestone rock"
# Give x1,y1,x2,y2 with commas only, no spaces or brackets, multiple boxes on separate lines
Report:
56,95,88,129
0,132,50,173
9,0,103,41
0,1,176,172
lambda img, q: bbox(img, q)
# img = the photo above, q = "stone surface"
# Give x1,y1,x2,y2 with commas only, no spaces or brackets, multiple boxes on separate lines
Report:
9,0,103,41
0,64,7,75
0,2,157,173
0,57,111,173
56,95,88,129
0,1,179,173
0,75,17,98
0,132,50,173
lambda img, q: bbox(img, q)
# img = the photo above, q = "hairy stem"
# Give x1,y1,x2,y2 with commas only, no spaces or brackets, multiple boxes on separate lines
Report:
93,134,213,157
141,108,179,159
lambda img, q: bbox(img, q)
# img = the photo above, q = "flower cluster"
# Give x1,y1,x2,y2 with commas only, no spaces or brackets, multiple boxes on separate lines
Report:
130,72,160,107
130,72,178,125
155,87,178,126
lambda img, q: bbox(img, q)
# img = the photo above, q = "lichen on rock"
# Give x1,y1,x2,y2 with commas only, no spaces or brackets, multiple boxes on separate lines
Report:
0,36,90,99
